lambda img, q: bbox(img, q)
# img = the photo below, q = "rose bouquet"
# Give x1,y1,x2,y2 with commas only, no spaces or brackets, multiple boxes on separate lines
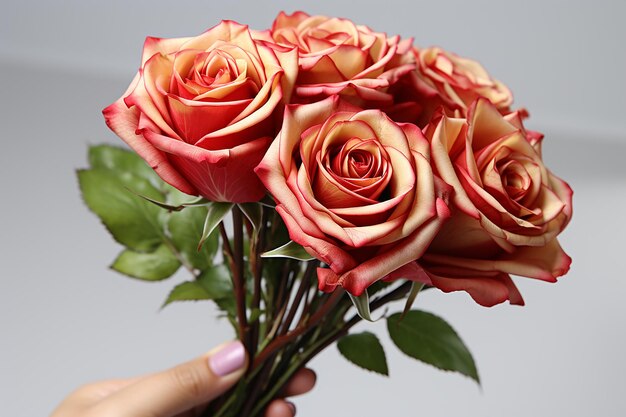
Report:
78,11,572,417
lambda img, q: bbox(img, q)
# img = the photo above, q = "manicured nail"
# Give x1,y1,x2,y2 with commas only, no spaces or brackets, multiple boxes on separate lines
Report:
209,341,245,376
286,401,296,415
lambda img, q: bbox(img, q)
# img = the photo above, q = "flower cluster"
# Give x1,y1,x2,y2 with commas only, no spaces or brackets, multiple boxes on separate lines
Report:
104,12,572,307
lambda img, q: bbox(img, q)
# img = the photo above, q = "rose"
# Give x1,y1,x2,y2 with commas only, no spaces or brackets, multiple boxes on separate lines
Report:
265,11,415,108
103,21,298,203
255,96,450,296
419,98,572,306
417,47,513,110
406,47,513,127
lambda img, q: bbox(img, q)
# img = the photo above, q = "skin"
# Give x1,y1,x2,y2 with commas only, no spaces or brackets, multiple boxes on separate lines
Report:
50,343,316,417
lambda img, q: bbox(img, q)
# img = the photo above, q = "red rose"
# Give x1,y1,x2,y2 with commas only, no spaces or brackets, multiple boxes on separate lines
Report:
103,21,297,202
256,97,449,296
420,99,572,306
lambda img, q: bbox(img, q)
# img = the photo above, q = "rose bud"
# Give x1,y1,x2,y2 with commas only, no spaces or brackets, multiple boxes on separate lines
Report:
103,21,298,203
256,96,449,296
419,98,572,306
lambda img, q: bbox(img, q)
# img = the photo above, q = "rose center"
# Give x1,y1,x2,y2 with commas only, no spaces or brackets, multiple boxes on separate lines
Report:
193,52,238,88
348,150,373,177
312,136,391,209
328,138,384,180
499,158,531,200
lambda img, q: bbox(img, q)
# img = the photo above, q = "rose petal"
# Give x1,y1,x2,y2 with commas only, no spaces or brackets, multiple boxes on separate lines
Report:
338,198,450,295
426,268,524,307
423,237,571,282
102,74,196,196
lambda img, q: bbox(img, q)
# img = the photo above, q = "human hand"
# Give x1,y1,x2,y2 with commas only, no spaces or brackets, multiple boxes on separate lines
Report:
50,341,315,417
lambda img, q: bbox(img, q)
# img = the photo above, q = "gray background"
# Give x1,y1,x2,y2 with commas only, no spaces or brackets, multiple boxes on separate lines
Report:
1,1,625,416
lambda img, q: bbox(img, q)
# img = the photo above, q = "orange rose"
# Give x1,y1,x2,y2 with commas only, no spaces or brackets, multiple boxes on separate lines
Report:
256,97,449,296
420,98,572,306
103,21,297,202
405,47,513,126
266,11,415,108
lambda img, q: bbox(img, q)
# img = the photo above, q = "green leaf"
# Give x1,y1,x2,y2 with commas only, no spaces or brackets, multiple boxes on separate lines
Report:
199,202,233,250
168,206,219,270
88,144,207,208
162,265,236,313
348,290,375,322
367,280,393,296
401,282,424,320
133,193,210,212
111,244,180,281
238,203,263,233
214,298,236,318
198,265,235,316
77,169,164,252
387,310,480,383
261,240,314,261
249,308,262,323
337,331,389,376
162,281,211,307
88,145,158,185
238,203,262,262
197,264,233,299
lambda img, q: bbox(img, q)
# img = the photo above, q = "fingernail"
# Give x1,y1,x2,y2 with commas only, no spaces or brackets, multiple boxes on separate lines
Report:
209,341,245,376
286,401,296,415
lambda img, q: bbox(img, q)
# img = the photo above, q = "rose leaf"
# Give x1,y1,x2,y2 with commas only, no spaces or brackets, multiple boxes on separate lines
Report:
77,168,164,252
337,331,389,376
168,206,219,270
261,240,315,261
111,244,180,281
348,290,374,322
387,310,480,383
162,265,235,315
88,144,160,187
162,281,211,308
198,202,233,251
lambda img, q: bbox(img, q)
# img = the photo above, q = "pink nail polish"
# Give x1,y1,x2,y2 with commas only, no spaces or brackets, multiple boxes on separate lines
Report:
209,341,246,376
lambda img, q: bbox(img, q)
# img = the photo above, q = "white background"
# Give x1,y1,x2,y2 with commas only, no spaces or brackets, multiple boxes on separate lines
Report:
1,1,625,416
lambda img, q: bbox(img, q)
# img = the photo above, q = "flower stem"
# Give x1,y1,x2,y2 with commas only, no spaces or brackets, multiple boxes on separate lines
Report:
253,289,344,368
278,261,317,335
249,206,268,358
249,281,414,416
218,222,235,273
231,206,249,349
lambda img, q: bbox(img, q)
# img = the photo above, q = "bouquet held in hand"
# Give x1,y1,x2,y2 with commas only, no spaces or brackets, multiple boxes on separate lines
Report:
78,11,573,417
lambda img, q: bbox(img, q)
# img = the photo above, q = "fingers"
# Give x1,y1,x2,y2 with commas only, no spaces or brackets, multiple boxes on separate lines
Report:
281,368,316,397
263,368,316,417
52,349,314,417
71,377,143,403
264,400,296,417
90,341,247,417
51,378,143,416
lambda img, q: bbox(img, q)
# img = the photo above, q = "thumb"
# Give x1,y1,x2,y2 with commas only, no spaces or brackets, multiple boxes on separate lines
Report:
92,341,247,417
